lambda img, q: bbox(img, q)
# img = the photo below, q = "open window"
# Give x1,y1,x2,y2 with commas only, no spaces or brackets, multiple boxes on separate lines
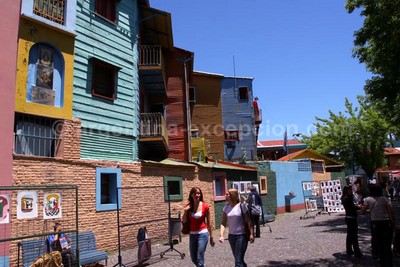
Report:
239,87,248,100
95,0,117,23
92,59,119,100
224,130,239,141
189,86,196,104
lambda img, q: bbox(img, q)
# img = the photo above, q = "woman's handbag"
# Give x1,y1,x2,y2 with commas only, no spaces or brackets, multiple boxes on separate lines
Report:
240,204,251,241
181,212,190,235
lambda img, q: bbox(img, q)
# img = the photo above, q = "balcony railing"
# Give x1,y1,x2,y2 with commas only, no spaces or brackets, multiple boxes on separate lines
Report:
139,45,162,66
33,0,65,25
139,113,168,144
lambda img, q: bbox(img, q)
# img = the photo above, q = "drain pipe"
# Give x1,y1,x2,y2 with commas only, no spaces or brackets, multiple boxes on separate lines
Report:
183,54,193,162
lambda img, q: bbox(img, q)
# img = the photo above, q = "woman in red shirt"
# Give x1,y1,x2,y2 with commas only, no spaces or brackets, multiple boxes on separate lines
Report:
182,187,215,266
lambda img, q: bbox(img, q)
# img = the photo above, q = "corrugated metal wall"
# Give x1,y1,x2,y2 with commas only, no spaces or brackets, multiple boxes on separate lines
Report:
221,77,257,161
73,0,140,161
81,128,136,161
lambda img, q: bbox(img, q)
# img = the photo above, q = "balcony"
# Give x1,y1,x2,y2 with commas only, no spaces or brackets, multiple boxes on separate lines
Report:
191,137,209,162
139,113,168,160
139,45,167,96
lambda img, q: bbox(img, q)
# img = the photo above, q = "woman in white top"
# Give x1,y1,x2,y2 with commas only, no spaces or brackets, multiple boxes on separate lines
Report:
361,184,396,267
219,188,254,267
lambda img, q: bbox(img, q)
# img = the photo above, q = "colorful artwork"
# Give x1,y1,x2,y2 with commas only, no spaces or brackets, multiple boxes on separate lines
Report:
232,182,240,191
44,192,62,219
17,191,38,219
0,194,10,224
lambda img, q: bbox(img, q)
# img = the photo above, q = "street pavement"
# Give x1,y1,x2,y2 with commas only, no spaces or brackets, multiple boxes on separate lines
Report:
108,201,400,267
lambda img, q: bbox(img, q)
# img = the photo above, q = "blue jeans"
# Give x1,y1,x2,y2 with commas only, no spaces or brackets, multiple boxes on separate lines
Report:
228,234,248,267
189,232,209,267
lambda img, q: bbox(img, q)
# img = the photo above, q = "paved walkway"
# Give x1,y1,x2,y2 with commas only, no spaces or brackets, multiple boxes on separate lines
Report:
108,201,400,267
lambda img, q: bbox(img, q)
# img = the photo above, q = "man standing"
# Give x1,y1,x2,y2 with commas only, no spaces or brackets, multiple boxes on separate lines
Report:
247,186,263,238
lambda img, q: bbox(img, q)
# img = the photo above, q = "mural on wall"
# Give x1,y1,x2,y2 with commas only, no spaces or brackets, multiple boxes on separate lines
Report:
32,45,55,106
17,191,38,219
43,192,62,219
0,194,10,224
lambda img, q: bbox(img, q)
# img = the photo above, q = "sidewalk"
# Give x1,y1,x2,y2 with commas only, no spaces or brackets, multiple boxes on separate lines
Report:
108,203,400,267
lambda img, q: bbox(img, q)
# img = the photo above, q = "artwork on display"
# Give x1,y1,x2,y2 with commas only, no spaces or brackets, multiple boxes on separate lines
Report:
320,180,344,213
43,192,62,219
305,198,318,212
239,182,246,194
0,194,10,224
17,191,38,219
302,181,320,196
252,184,260,194
232,182,240,191
245,182,252,193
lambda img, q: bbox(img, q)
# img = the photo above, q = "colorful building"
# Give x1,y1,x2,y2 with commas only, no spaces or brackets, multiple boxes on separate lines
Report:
0,1,21,265
221,76,257,161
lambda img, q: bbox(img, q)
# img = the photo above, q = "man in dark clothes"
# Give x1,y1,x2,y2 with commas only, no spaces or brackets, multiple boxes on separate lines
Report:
341,185,363,258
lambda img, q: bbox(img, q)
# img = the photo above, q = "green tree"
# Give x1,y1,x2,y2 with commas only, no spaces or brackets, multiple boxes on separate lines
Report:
345,0,400,133
303,96,390,178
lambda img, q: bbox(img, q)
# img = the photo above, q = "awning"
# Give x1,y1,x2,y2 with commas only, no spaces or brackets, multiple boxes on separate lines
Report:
139,6,173,49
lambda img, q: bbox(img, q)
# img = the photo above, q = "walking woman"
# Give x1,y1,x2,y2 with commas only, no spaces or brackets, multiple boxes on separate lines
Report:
219,188,254,267
182,187,215,267
341,185,363,258
361,184,396,267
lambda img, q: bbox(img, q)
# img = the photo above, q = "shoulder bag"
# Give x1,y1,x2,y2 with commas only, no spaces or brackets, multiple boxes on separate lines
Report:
181,211,190,235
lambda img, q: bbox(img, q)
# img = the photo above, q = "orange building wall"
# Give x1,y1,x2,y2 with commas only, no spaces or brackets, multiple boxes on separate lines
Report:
192,72,224,160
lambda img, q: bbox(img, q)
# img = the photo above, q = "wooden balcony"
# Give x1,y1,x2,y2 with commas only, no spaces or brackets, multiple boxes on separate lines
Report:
139,45,167,96
139,113,168,160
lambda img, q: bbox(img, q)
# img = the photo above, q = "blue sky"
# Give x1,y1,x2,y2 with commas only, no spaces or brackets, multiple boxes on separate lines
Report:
150,0,371,141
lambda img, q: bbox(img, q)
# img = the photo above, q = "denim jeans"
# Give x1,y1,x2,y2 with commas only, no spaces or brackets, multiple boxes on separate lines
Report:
189,232,209,267
228,234,248,267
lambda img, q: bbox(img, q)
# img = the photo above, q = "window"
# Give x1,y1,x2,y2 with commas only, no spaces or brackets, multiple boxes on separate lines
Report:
33,0,66,25
163,176,183,201
92,59,117,100
224,130,239,141
26,43,64,107
189,86,196,104
191,129,199,138
311,161,325,173
95,0,116,23
14,113,62,157
213,172,227,201
239,87,248,100
96,168,122,211
259,176,268,194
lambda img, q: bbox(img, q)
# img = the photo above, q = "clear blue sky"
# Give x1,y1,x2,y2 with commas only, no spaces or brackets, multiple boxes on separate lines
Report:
150,0,371,141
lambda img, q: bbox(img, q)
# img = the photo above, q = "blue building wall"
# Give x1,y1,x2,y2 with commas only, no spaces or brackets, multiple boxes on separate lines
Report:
73,0,140,161
270,161,312,209
221,77,256,161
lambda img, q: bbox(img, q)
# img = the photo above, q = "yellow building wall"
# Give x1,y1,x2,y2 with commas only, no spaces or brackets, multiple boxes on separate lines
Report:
15,17,75,120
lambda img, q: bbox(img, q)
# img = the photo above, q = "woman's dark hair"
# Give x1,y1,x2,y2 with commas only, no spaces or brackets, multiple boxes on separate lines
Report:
188,187,203,212
368,184,383,197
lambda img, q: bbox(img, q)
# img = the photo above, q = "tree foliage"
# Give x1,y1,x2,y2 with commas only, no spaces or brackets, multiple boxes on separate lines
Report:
302,96,390,178
345,0,400,133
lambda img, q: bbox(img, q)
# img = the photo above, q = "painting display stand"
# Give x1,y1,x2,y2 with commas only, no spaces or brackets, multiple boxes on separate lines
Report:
320,180,344,213
300,181,321,219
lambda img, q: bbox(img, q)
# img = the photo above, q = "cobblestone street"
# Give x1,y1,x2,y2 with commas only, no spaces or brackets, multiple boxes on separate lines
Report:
108,201,400,267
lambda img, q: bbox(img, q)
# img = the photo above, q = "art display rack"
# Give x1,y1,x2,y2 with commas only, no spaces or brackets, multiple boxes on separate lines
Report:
320,180,345,213
300,181,321,219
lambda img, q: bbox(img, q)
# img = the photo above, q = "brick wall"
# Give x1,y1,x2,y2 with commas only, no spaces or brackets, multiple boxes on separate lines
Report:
10,118,216,265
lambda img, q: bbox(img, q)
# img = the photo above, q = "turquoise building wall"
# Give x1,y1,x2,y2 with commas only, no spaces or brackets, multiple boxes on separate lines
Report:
74,0,140,161
270,161,312,210
221,77,257,161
